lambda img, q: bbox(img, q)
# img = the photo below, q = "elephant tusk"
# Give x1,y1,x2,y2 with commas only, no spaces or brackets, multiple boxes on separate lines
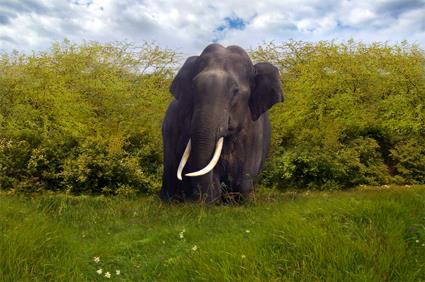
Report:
185,137,223,178
177,139,191,181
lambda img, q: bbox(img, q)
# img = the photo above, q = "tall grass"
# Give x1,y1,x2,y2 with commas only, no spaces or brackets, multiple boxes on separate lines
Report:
1,186,425,281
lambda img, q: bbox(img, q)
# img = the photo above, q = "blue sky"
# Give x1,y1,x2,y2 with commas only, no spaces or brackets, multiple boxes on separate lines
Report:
0,0,424,56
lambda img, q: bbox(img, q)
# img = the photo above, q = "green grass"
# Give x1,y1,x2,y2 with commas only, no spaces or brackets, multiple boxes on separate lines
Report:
1,186,425,281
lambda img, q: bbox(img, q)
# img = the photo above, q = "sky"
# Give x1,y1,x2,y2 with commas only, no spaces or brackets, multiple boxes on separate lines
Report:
0,0,424,56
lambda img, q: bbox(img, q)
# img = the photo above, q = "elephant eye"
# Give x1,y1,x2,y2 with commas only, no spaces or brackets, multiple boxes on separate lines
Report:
230,88,239,106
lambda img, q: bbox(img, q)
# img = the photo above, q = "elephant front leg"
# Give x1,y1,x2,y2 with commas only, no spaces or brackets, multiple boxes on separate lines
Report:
160,101,186,202
160,149,181,202
234,174,254,203
160,163,181,202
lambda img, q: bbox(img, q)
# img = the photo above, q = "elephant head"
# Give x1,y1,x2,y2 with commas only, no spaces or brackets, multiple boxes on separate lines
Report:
169,44,283,200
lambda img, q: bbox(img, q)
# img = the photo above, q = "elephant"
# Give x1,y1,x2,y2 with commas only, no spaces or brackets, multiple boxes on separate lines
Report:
160,43,283,203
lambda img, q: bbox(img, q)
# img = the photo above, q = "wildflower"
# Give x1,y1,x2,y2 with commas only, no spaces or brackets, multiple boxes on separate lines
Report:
116,270,121,275
416,240,420,243
245,230,250,233
105,272,111,278
179,228,186,239
192,245,198,251
422,243,425,247
96,269,103,275
93,256,100,263
162,240,166,244
241,255,246,259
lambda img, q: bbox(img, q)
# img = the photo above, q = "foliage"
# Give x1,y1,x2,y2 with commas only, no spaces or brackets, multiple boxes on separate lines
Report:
0,186,424,280
1,39,424,193
0,40,177,194
251,40,425,189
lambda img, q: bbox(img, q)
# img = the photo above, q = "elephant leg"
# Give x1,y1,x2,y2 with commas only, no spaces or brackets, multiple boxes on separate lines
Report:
160,101,184,202
160,146,182,202
235,175,254,203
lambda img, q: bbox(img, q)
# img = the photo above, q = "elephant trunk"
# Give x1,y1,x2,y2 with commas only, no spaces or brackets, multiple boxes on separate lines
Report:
188,112,222,174
185,137,223,177
176,108,226,181
186,112,224,200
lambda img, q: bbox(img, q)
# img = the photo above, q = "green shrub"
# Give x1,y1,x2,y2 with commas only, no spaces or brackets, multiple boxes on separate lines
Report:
252,40,425,190
60,138,161,194
0,139,33,190
0,40,175,194
390,139,425,183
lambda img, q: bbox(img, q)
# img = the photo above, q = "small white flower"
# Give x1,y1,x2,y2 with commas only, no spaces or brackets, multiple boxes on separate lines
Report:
93,256,100,263
422,243,425,247
245,230,250,233
179,228,186,239
162,241,166,244
116,270,121,275
416,240,420,243
104,272,111,278
241,255,246,259
192,245,198,251
96,269,103,275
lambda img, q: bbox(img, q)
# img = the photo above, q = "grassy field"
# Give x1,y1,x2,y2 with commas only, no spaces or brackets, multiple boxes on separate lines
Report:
1,186,425,281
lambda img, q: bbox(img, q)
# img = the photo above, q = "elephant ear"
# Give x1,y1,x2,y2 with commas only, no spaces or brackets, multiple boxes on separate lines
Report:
249,62,283,121
170,56,199,100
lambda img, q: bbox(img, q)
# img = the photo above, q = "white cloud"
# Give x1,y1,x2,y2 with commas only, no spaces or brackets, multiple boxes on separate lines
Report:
344,8,376,26
0,0,424,56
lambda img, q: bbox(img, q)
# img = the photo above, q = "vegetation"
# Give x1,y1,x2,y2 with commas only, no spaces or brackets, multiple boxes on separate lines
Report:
0,40,176,194
252,40,425,189
1,40,424,194
2,40,424,281
0,186,424,281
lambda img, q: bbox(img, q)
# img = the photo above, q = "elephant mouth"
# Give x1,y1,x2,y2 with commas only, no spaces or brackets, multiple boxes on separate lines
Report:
177,137,224,180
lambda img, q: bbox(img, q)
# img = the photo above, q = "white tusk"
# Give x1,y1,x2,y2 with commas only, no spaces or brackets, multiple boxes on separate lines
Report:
185,137,223,177
177,139,191,181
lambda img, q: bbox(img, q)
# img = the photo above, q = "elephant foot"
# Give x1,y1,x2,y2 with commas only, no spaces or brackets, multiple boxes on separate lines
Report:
221,178,254,204
159,187,184,203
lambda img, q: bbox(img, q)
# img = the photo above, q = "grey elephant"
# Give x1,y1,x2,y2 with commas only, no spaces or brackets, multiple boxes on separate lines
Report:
160,44,283,203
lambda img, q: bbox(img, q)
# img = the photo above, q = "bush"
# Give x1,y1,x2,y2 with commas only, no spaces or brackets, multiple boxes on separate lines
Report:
251,40,425,189
0,40,176,194
390,139,425,183
60,138,161,194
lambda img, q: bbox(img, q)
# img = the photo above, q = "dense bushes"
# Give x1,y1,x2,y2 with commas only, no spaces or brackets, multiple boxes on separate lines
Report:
0,40,176,194
251,40,425,189
1,40,424,193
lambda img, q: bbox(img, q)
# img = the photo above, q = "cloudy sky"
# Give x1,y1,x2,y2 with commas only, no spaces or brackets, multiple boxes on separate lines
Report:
0,0,424,56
